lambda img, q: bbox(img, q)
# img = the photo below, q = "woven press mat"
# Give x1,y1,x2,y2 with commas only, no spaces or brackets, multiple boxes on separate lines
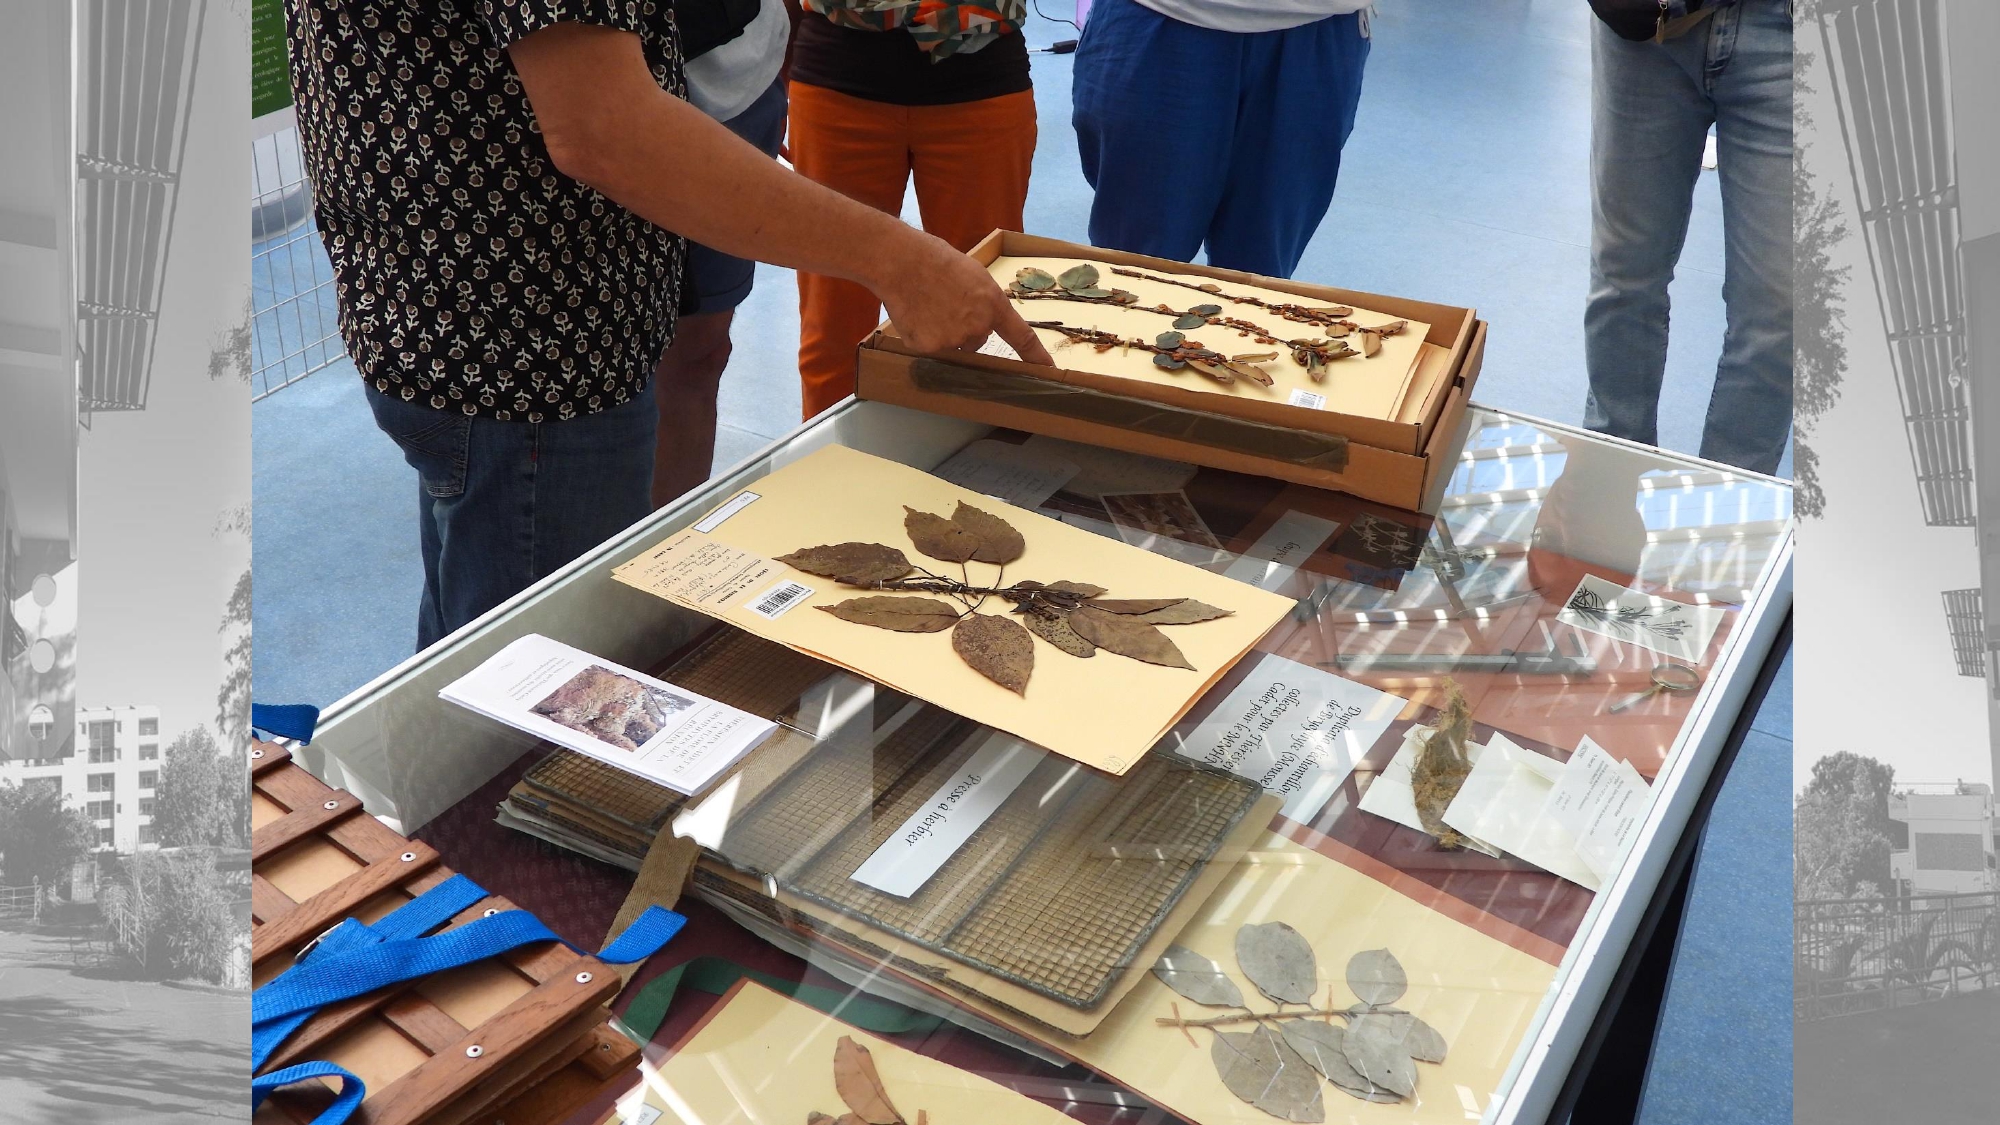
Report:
693,713,1270,1021
250,741,642,1125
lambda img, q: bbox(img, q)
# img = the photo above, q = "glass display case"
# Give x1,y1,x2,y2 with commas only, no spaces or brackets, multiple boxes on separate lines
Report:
299,399,1791,1125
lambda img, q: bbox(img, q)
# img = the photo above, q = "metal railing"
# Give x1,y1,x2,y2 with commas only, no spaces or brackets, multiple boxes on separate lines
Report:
250,110,345,399
1796,890,2000,1021
0,881,43,923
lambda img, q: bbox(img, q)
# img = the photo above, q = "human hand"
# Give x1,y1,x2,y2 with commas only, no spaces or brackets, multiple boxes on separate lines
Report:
871,231,1056,366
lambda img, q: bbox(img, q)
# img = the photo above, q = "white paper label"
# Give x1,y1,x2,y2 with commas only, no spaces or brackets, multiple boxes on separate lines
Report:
1287,388,1327,410
1221,510,1342,591
1441,733,1601,889
849,734,1048,898
747,579,814,620
1542,736,1651,880
1168,652,1404,823
977,333,1022,361
694,490,760,533
932,439,1081,508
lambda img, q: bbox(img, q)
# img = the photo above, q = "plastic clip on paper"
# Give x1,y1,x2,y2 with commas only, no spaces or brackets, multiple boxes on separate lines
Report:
251,874,685,1125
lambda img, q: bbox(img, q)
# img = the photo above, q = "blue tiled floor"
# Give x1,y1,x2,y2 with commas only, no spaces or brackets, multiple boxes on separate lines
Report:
252,3,1792,1119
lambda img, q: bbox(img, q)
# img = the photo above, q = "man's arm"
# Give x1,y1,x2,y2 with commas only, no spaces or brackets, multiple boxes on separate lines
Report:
509,22,1052,363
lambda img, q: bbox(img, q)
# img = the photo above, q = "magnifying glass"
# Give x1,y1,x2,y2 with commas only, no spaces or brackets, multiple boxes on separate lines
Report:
1608,662,1700,713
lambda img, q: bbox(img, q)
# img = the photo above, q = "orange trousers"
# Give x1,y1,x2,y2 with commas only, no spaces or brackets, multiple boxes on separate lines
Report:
788,80,1038,419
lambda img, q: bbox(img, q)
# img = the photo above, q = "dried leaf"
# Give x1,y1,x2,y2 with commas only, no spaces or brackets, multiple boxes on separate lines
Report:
1339,1020,1417,1099
1072,287,1115,299
1173,314,1209,331
1234,921,1317,1004
951,502,1024,565
1310,305,1354,317
903,506,979,563
1085,597,1187,615
1153,353,1187,370
1223,361,1276,387
1068,605,1195,670
1351,1011,1447,1064
1155,330,1185,349
820,597,961,633
1345,948,1408,1008
1357,329,1382,357
1411,680,1475,847
1198,282,1223,293
1152,944,1245,1008
1014,267,1055,291
1133,599,1234,625
777,543,915,586
1057,263,1101,291
1231,351,1279,363
1372,319,1409,336
953,614,1034,694
832,1036,903,1125
1210,1027,1326,1123
1280,1021,1386,1101
1190,303,1223,316
807,1113,839,1125
1041,580,1107,598
1024,611,1096,657
1185,358,1237,383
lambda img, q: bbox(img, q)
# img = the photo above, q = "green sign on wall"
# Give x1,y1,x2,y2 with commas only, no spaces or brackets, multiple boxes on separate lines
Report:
252,0,289,118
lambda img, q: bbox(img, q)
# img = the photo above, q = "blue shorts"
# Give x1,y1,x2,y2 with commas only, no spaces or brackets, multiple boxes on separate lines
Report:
686,79,789,315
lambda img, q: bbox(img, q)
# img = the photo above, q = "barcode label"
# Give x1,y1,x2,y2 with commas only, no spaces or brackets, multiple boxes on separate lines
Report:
748,580,813,619
1288,388,1326,410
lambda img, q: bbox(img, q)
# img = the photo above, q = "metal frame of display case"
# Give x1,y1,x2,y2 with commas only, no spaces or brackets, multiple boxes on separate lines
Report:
304,398,1792,1125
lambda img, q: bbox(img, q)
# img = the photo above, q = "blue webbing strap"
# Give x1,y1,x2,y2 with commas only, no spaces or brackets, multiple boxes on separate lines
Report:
252,873,685,1125
251,702,321,744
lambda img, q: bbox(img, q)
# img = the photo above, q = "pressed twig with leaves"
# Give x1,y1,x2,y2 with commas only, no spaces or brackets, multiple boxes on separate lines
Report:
1562,586,1692,644
807,1035,930,1125
1152,926,1449,1119
1411,679,1475,850
778,502,1233,695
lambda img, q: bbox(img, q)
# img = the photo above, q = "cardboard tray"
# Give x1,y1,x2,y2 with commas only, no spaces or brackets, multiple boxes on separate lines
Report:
858,231,1487,513
250,742,640,1125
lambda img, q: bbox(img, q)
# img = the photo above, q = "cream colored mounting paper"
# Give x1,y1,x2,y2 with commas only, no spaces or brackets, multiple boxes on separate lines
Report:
607,980,1081,1125
989,254,1433,422
612,445,1295,776
1063,836,1560,1125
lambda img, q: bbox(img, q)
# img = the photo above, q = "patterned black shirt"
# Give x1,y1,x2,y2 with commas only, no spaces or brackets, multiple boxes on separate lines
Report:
287,0,686,421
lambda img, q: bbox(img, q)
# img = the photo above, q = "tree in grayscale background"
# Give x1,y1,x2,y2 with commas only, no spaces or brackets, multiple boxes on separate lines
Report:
1793,0,1852,520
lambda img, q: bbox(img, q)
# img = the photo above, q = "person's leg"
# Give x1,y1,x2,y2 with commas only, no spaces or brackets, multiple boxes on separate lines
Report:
908,89,1037,255
1070,0,1239,263
525,381,660,584
364,389,477,650
1699,0,1794,475
653,79,791,506
1201,13,1369,277
788,81,914,419
1581,20,1714,448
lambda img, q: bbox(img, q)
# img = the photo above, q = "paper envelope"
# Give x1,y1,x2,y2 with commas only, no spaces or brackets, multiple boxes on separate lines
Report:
612,445,1295,775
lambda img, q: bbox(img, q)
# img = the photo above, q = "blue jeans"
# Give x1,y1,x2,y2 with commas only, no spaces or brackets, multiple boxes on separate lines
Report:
1583,0,1793,475
1071,0,1370,278
366,385,658,650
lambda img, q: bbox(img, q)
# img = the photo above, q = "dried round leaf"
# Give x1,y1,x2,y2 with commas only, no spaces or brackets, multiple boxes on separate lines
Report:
1210,1027,1326,1124
1068,605,1195,670
1057,263,1101,291
1087,597,1188,615
1014,267,1056,290
1190,303,1223,316
1234,921,1317,1004
1151,944,1244,1008
1339,1019,1417,1099
1346,948,1408,1008
776,543,915,586
1133,599,1234,625
1152,353,1186,370
1351,1011,1447,1064
1173,314,1208,330
1280,1021,1377,1096
832,1035,903,1125
1155,330,1185,349
1198,282,1223,293
952,613,1034,694
951,501,1025,565
1111,289,1140,304
819,596,961,633
1024,611,1096,657
903,506,980,563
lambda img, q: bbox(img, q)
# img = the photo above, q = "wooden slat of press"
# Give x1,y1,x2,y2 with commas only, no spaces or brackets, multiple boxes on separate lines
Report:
458,1031,642,1125
252,789,365,861
252,873,297,929
251,841,442,967
251,740,292,775
434,1024,600,1125
571,1023,640,1081
379,992,474,1056
350,960,616,1125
